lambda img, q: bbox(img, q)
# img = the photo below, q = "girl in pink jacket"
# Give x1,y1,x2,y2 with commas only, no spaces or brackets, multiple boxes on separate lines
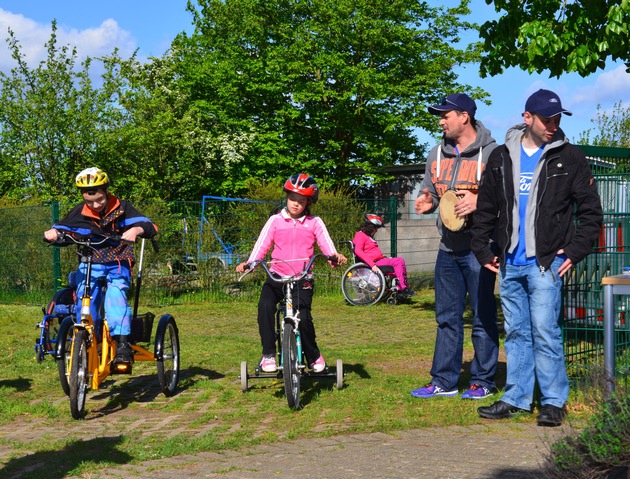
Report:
352,214,414,297
236,174,347,373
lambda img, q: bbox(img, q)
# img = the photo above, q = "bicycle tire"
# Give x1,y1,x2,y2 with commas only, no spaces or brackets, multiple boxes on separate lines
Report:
282,321,300,409
155,314,180,397
341,263,386,306
69,329,89,419
56,316,75,396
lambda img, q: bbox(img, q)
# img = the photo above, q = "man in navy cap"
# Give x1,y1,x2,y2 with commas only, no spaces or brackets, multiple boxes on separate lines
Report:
471,89,602,426
411,93,500,400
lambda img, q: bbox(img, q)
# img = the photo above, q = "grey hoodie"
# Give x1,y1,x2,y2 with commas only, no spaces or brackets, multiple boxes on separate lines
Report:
419,121,498,252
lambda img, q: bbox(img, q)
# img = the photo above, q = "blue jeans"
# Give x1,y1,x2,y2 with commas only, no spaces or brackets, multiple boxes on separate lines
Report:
430,249,499,390
75,262,132,337
499,257,568,410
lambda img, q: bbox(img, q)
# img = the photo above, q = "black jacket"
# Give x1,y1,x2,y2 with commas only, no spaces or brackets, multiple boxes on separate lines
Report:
471,125,603,272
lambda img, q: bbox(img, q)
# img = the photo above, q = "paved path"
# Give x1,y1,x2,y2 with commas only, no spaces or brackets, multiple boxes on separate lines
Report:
1,417,571,479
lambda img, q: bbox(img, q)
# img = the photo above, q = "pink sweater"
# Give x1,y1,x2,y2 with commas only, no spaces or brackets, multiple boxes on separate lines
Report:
247,209,338,277
352,231,384,268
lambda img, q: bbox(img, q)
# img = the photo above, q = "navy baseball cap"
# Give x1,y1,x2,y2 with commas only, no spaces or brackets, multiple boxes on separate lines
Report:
525,89,572,117
428,93,477,117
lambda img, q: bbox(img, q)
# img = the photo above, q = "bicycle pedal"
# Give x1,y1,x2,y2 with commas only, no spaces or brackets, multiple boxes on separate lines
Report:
111,361,133,374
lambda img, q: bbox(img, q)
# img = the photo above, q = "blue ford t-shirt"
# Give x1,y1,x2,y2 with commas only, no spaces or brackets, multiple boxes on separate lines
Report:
506,144,543,266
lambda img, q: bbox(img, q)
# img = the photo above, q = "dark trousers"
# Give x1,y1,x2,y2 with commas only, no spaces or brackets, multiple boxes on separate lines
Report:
257,277,319,364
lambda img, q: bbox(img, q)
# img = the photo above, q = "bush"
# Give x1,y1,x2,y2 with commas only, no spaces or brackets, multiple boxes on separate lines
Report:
543,382,630,479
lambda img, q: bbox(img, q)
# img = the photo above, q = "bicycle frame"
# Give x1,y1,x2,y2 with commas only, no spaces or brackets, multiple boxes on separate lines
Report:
240,255,335,371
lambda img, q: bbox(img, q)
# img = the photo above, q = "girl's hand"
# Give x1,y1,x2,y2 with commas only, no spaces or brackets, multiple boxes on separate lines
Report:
122,226,144,243
372,265,379,273
235,262,249,274
332,253,347,265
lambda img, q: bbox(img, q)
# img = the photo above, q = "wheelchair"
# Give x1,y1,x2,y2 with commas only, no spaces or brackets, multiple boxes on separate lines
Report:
340,241,401,306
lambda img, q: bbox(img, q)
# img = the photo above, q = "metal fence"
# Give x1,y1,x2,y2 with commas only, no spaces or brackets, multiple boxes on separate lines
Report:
562,146,630,385
1,196,396,306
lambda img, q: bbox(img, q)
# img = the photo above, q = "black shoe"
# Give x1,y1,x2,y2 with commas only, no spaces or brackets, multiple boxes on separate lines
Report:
537,404,566,427
478,400,530,419
400,287,416,297
114,341,134,364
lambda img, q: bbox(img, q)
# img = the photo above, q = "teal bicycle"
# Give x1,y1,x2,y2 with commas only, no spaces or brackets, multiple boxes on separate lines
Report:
238,254,344,409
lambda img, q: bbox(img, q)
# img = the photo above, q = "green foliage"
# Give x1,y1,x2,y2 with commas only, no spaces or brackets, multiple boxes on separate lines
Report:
176,0,486,190
579,101,630,148
543,385,630,478
480,0,630,78
0,22,129,201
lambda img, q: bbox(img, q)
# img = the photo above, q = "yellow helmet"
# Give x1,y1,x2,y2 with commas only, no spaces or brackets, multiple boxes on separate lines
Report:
75,167,109,189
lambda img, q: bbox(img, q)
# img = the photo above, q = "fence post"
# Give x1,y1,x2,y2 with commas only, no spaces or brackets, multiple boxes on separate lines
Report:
389,195,397,257
52,201,61,291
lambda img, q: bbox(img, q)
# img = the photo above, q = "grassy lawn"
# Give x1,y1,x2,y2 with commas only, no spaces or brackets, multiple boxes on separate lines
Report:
0,288,593,477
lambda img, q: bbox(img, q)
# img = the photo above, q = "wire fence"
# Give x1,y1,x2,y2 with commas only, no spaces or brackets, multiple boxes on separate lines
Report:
3,145,630,384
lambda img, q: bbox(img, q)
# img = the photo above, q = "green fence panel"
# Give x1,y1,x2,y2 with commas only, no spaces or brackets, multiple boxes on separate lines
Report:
563,146,630,385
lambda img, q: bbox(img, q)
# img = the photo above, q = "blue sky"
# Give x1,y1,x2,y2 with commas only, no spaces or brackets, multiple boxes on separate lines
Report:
1,0,629,149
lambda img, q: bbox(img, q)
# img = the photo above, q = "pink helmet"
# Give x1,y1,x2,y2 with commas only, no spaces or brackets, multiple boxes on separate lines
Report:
364,213,384,227
283,173,319,203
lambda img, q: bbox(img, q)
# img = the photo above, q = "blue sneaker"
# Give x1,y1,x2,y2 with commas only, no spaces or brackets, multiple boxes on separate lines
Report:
462,384,493,400
411,383,458,398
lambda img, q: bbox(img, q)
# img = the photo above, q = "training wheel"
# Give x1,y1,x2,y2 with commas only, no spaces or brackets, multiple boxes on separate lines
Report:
336,359,344,390
240,361,249,392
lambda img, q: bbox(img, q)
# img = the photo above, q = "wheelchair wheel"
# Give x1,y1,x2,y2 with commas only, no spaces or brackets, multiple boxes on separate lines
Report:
341,263,386,306
240,361,249,392
69,329,89,419
282,322,300,409
155,314,180,397
56,316,75,396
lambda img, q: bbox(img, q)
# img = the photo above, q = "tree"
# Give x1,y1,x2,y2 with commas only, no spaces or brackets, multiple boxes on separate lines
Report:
175,0,486,190
578,101,630,148
0,22,124,200
479,0,630,78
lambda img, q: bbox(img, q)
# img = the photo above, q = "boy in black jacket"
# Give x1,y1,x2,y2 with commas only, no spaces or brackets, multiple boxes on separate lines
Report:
44,167,157,364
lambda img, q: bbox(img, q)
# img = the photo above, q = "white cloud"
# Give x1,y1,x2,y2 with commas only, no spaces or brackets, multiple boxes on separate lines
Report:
0,8,136,72
570,65,630,109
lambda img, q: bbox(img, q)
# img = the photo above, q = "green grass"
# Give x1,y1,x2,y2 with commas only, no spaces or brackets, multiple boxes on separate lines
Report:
0,289,592,478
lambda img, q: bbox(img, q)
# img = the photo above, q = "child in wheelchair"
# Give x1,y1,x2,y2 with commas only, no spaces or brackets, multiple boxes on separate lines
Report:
352,214,414,297
236,173,347,373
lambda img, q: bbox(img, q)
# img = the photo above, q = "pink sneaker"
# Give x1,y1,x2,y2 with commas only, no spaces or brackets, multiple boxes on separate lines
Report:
260,355,277,373
311,354,326,373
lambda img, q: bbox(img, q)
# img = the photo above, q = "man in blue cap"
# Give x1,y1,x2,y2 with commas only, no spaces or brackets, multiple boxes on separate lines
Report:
411,93,500,400
471,89,603,426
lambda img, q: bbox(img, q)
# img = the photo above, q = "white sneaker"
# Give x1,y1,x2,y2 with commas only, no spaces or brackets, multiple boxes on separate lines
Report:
311,354,326,373
260,354,277,373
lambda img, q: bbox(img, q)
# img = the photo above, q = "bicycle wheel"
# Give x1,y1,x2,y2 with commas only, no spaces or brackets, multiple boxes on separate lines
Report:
69,329,89,419
56,316,75,396
155,314,180,397
282,321,300,409
341,263,386,306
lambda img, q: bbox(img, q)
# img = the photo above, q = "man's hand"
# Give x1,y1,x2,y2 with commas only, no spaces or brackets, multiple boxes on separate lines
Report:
483,256,500,274
454,189,478,218
557,249,573,277
414,188,433,215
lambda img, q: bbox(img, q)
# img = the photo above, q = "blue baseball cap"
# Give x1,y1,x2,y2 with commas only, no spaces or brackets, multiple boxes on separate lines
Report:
428,93,477,117
525,89,572,117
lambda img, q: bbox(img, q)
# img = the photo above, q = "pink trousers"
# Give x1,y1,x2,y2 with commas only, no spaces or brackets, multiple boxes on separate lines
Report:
375,257,409,289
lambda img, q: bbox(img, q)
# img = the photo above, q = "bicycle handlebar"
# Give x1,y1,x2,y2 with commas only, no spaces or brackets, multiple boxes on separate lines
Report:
45,231,125,248
238,254,338,283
